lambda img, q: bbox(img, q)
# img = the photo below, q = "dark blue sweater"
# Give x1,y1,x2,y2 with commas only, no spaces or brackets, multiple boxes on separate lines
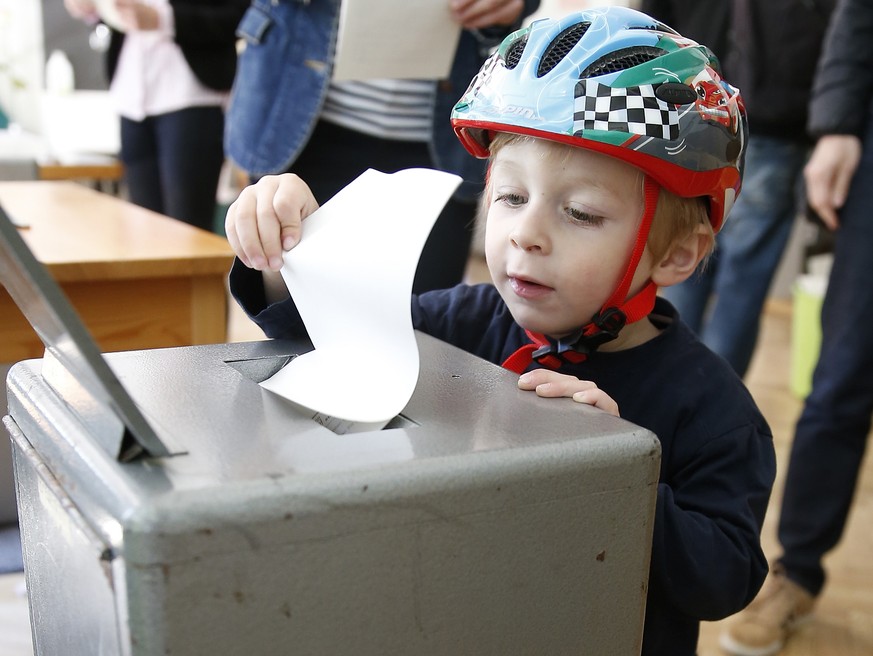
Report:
230,262,776,656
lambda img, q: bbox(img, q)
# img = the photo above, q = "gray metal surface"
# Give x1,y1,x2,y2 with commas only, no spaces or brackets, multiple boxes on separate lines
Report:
0,362,16,525
0,202,169,461
7,335,660,655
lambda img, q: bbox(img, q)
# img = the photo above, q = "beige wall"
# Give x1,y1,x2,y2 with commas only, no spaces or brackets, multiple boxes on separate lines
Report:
0,0,44,132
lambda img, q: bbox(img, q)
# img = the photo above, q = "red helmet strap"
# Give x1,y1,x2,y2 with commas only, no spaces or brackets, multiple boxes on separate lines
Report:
501,176,661,374
598,175,660,318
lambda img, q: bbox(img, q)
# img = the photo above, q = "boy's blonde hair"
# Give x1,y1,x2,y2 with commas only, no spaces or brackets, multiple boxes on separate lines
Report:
483,133,714,264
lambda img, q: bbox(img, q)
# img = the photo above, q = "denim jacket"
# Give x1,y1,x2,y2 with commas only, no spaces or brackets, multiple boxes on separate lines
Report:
225,0,540,202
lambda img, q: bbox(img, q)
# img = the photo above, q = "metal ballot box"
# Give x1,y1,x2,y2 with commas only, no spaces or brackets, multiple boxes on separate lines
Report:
1,204,661,655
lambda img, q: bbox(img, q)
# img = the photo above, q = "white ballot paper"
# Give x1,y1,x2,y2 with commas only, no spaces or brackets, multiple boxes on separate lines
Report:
260,168,462,433
332,0,462,81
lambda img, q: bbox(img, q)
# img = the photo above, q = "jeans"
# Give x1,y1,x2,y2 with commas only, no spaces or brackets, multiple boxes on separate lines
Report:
660,135,809,377
121,106,225,232
778,116,873,597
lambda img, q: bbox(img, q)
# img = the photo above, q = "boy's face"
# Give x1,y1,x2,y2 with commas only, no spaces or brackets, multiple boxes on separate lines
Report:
484,138,651,339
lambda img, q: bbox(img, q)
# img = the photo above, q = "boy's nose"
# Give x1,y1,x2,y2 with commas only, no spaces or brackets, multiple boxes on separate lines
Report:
509,209,550,253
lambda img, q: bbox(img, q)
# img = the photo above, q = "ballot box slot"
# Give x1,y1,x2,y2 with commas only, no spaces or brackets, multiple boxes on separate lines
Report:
223,354,295,383
223,355,420,434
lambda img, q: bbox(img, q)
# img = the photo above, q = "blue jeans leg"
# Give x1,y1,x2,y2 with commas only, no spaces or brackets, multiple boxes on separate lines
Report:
777,121,873,596
661,136,808,376
121,107,225,232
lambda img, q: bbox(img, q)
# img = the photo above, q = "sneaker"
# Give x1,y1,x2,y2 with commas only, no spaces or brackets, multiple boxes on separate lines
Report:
719,568,816,656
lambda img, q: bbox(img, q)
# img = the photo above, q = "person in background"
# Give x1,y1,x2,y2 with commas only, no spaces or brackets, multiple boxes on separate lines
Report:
640,0,731,60
224,0,540,293
649,0,836,378
224,9,776,654
64,0,248,232
720,0,873,653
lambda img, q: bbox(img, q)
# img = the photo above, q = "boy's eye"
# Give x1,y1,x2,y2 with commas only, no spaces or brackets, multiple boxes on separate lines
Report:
567,206,605,226
495,192,526,207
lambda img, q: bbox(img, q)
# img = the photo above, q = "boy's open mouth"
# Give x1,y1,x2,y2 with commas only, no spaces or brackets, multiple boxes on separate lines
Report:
509,276,553,299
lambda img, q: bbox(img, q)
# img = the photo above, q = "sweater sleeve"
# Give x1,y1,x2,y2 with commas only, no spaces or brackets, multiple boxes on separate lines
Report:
648,422,775,620
807,0,873,137
227,258,309,341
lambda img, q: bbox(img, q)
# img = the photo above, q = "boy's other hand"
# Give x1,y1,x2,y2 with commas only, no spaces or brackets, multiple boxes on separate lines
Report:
449,0,524,29
804,134,862,231
517,370,620,417
225,174,320,272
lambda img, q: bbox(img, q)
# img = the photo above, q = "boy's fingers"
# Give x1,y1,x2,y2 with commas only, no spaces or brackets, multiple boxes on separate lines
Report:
224,211,246,267
271,174,319,251
516,369,554,390
535,379,596,398
518,370,596,396
227,184,270,270
225,174,320,272
573,390,620,417
253,177,286,270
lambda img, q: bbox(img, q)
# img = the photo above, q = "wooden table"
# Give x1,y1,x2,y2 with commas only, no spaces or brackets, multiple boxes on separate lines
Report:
0,181,235,363
37,158,123,184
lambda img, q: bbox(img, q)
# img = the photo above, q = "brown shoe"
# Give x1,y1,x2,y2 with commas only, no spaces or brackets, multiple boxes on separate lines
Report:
719,567,816,656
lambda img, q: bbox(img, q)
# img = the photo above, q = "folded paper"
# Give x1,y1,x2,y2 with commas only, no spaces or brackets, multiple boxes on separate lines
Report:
333,0,461,81
260,168,462,432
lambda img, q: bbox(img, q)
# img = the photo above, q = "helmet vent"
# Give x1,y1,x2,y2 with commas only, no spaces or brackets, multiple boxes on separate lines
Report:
504,35,528,70
537,22,591,78
580,46,667,78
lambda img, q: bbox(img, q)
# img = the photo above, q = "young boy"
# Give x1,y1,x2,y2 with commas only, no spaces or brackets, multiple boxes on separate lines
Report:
226,7,775,655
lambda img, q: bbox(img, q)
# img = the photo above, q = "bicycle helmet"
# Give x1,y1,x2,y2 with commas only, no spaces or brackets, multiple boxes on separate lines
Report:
452,5,746,231
451,7,748,371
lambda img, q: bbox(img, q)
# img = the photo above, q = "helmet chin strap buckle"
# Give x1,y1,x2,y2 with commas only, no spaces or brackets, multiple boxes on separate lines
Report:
531,306,627,365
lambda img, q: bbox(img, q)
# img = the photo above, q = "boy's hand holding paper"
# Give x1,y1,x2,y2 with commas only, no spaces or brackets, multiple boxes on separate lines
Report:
259,168,461,432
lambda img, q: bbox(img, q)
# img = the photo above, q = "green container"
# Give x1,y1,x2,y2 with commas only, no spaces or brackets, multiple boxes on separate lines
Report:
790,275,826,398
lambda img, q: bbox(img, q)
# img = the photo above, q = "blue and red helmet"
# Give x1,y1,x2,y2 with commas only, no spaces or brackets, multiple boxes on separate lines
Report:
451,6,746,232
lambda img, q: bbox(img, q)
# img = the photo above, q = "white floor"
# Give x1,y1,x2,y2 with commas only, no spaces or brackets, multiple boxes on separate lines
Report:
0,572,31,656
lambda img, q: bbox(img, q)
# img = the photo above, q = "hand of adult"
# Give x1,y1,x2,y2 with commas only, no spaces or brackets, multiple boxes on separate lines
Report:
115,0,161,31
64,0,98,21
804,134,862,231
449,0,525,29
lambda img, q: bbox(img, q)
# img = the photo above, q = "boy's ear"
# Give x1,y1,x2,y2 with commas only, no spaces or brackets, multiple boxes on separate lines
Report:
651,224,711,288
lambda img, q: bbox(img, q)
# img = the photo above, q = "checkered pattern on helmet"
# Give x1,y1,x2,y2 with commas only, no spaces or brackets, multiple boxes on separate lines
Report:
572,80,680,140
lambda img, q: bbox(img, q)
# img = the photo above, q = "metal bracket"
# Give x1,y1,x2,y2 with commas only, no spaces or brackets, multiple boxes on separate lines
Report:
0,202,170,461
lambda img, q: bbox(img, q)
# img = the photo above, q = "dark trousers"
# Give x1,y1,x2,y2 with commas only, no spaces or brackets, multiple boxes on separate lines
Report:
120,106,225,232
778,112,873,596
285,120,477,294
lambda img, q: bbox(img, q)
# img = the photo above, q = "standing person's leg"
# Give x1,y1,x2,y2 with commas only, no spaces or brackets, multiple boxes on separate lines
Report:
155,106,226,231
777,124,873,596
700,136,808,377
120,116,164,214
721,119,873,656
